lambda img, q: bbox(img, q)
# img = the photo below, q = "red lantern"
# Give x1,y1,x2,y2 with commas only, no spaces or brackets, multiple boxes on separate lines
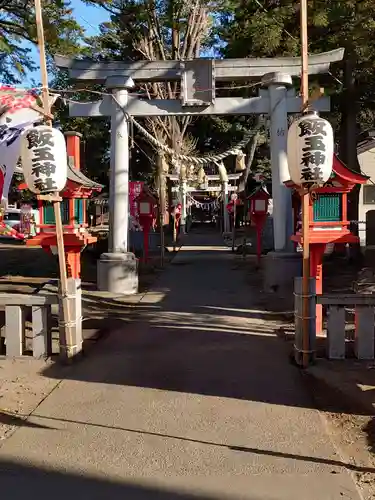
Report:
173,203,182,229
247,185,270,265
136,189,157,262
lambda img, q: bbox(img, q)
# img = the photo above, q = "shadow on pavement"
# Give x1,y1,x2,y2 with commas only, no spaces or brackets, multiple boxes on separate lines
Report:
5,411,375,475
0,458,260,500
0,411,54,430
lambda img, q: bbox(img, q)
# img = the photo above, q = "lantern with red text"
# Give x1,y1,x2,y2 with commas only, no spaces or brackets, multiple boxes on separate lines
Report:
287,111,334,186
20,125,68,194
247,185,270,265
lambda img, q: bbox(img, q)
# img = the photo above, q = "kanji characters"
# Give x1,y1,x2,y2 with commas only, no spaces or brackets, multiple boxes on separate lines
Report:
302,136,326,152
32,146,55,162
301,168,314,182
298,118,327,137
312,166,324,181
26,129,54,149
31,162,56,178
301,151,326,167
34,177,57,192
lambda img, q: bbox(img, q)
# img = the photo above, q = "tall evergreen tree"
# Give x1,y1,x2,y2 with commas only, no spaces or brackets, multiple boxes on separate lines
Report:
0,0,83,84
219,0,375,171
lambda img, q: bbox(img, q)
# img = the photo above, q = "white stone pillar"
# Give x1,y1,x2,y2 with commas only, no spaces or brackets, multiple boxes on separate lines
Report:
262,72,293,251
223,181,230,233
97,76,139,295
108,85,132,252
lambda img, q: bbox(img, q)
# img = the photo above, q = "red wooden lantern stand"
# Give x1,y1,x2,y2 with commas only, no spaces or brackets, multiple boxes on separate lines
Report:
136,188,157,262
19,131,103,279
172,203,182,247
247,185,270,265
286,155,368,334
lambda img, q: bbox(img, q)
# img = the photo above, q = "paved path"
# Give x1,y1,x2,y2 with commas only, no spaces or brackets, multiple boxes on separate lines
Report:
0,230,362,499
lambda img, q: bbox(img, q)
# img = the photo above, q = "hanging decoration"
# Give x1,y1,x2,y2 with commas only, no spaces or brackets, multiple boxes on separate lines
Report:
197,166,206,184
179,163,187,180
161,155,169,174
20,125,68,194
217,162,229,183
287,111,334,186
187,193,221,210
235,151,246,172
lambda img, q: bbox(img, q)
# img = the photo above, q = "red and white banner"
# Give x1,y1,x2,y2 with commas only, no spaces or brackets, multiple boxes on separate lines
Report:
20,204,33,235
129,181,144,218
0,90,58,207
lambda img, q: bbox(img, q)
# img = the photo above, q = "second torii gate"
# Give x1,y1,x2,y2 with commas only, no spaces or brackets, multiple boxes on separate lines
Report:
168,173,241,234
55,50,343,294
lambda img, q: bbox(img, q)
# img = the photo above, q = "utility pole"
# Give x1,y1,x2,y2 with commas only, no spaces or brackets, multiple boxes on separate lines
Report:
300,0,310,369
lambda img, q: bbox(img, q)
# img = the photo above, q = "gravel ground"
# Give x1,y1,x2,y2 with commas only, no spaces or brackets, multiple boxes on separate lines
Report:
0,358,60,442
304,361,375,500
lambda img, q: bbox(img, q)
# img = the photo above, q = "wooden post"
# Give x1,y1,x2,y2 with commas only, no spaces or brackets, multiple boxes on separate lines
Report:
34,0,74,360
300,0,311,368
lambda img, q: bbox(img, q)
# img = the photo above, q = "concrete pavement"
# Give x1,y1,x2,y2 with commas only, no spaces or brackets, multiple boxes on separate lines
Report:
0,229,363,499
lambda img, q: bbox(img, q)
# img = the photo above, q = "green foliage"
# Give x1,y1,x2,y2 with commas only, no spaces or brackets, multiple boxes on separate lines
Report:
50,0,375,183
218,0,375,173
0,0,83,84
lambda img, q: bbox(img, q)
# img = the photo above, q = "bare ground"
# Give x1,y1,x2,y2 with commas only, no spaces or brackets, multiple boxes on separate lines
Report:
0,358,60,442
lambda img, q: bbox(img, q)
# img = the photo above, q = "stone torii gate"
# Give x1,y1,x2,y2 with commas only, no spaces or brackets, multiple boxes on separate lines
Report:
168,173,241,234
55,50,344,294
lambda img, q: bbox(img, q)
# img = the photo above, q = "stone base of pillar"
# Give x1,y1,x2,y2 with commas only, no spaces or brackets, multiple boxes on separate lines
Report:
97,252,138,295
263,251,302,292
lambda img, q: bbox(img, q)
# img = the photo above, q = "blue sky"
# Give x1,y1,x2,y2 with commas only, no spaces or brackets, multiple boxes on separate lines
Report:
22,1,110,87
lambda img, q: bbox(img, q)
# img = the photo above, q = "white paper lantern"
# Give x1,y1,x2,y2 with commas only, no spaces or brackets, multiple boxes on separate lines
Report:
20,125,68,194
287,111,334,186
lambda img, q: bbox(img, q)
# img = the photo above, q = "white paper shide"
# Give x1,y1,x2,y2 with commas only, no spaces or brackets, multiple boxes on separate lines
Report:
287,111,334,186
20,125,68,194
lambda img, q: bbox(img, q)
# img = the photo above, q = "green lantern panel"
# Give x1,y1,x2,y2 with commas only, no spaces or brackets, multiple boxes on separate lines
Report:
43,199,70,225
313,193,342,222
74,199,85,224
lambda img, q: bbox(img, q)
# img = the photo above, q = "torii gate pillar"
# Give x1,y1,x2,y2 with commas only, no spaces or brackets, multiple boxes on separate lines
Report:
97,76,139,295
262,72,302,291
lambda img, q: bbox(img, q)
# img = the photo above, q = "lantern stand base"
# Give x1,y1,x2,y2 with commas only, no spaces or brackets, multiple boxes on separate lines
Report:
97,252,138,295
263,251,302,294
